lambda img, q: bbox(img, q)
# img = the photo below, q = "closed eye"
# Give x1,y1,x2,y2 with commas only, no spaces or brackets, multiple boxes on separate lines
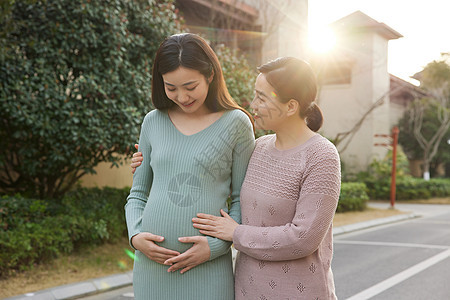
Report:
254,91,265,102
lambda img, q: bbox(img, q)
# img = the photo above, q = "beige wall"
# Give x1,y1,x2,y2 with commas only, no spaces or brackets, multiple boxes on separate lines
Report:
371,33,391,160
80,156,133,189
319,30,392,173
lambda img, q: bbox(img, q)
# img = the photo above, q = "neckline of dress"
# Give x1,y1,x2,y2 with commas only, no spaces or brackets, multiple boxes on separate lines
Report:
165,109,231,137
266,133,320,156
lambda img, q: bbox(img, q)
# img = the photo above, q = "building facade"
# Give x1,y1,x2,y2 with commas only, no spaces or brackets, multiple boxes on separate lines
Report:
314,11,404,173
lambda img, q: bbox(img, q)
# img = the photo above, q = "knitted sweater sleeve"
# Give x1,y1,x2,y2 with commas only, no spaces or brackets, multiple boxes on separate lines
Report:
233,142,341,261
124,112,153,249
207,112,255,260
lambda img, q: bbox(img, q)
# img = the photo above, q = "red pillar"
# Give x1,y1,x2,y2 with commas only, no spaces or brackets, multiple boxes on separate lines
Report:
390,126,399,208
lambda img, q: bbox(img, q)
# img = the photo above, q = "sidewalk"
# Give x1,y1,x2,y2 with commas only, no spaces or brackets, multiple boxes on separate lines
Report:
7,202,445,300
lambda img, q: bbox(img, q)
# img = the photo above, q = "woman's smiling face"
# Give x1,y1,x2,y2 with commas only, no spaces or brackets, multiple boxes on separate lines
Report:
250,73,287,131
162,66,212,113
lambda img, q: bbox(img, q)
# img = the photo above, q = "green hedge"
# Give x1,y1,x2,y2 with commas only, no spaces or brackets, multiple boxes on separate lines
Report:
0,187,129,276
337,182,369,213
364,178,450,200
2,180,419,275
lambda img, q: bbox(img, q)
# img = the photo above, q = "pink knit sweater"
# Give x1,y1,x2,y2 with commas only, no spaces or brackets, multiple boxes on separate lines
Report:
233,134,341,300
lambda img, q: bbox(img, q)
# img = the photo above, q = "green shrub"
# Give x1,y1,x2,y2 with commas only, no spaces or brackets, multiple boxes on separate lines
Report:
0,215,75,273
0,187,129,276
365,177,450,200
361,178,390,200
350,147,450,200
337,182,369,213
351,147,411,183
62,187,129,244
0,194,76,274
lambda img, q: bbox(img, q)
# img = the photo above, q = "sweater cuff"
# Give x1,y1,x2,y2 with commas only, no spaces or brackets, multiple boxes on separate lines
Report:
232,225,245,252
129,232,141,251
207,236,232,260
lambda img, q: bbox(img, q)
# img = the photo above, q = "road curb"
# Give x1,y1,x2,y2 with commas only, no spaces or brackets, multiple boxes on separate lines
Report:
6,272,133,300
333,213,420,236
6,213,421,300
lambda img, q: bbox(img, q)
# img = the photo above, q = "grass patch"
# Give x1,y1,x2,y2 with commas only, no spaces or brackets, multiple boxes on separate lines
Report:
333,207,407,227
0,237,134,299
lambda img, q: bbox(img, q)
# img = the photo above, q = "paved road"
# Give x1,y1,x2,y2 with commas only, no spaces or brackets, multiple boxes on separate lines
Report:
334,203,450,300
79,203,450,300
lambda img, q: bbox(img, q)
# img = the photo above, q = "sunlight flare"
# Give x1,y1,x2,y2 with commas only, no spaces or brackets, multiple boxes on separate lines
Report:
308,27,337,53
124,248,137,261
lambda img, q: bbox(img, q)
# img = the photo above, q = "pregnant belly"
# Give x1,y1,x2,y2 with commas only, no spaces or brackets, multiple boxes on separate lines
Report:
140,195,205,253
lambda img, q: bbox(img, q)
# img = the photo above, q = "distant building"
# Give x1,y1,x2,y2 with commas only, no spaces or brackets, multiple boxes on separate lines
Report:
176,0,309,66
313,11,409,173
176,0,262,66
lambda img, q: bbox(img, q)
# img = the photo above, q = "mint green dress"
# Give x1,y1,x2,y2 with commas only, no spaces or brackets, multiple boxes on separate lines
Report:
125,109,254,300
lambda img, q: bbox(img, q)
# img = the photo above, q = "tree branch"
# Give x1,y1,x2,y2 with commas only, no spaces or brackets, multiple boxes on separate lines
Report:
333,86,403,150
411,101,427,149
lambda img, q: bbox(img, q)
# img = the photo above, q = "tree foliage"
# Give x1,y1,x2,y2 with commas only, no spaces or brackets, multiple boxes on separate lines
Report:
215,44,270,138
398,54,450,178
398,101,450,170
0,0,181,199
215,44,256,109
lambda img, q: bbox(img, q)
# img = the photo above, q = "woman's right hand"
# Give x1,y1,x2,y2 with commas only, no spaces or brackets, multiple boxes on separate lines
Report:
131,232,181,264
131,144,143,174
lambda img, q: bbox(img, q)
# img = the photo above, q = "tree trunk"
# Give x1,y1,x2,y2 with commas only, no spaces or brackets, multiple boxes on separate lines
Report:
422,160,430,181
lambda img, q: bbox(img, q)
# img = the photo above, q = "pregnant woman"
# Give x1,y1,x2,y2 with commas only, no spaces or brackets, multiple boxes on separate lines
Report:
125,33,254,299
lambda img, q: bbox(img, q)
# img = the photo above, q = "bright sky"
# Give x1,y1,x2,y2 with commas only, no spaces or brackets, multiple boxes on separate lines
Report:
308,0,450,85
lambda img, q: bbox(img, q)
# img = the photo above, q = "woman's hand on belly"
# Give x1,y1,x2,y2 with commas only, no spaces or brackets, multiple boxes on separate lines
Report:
131,232,181,264
163,236,210,274
192,209,238,241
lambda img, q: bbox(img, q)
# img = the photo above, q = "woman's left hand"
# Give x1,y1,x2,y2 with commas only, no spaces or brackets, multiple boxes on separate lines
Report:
164,236,210,274
192,209,238,242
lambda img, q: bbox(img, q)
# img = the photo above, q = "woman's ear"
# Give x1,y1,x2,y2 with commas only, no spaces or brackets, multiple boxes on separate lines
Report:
208,70,215,84
286,99,299,116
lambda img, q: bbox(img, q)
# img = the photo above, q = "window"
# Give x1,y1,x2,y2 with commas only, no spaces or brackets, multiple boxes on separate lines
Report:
319,64,352,85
